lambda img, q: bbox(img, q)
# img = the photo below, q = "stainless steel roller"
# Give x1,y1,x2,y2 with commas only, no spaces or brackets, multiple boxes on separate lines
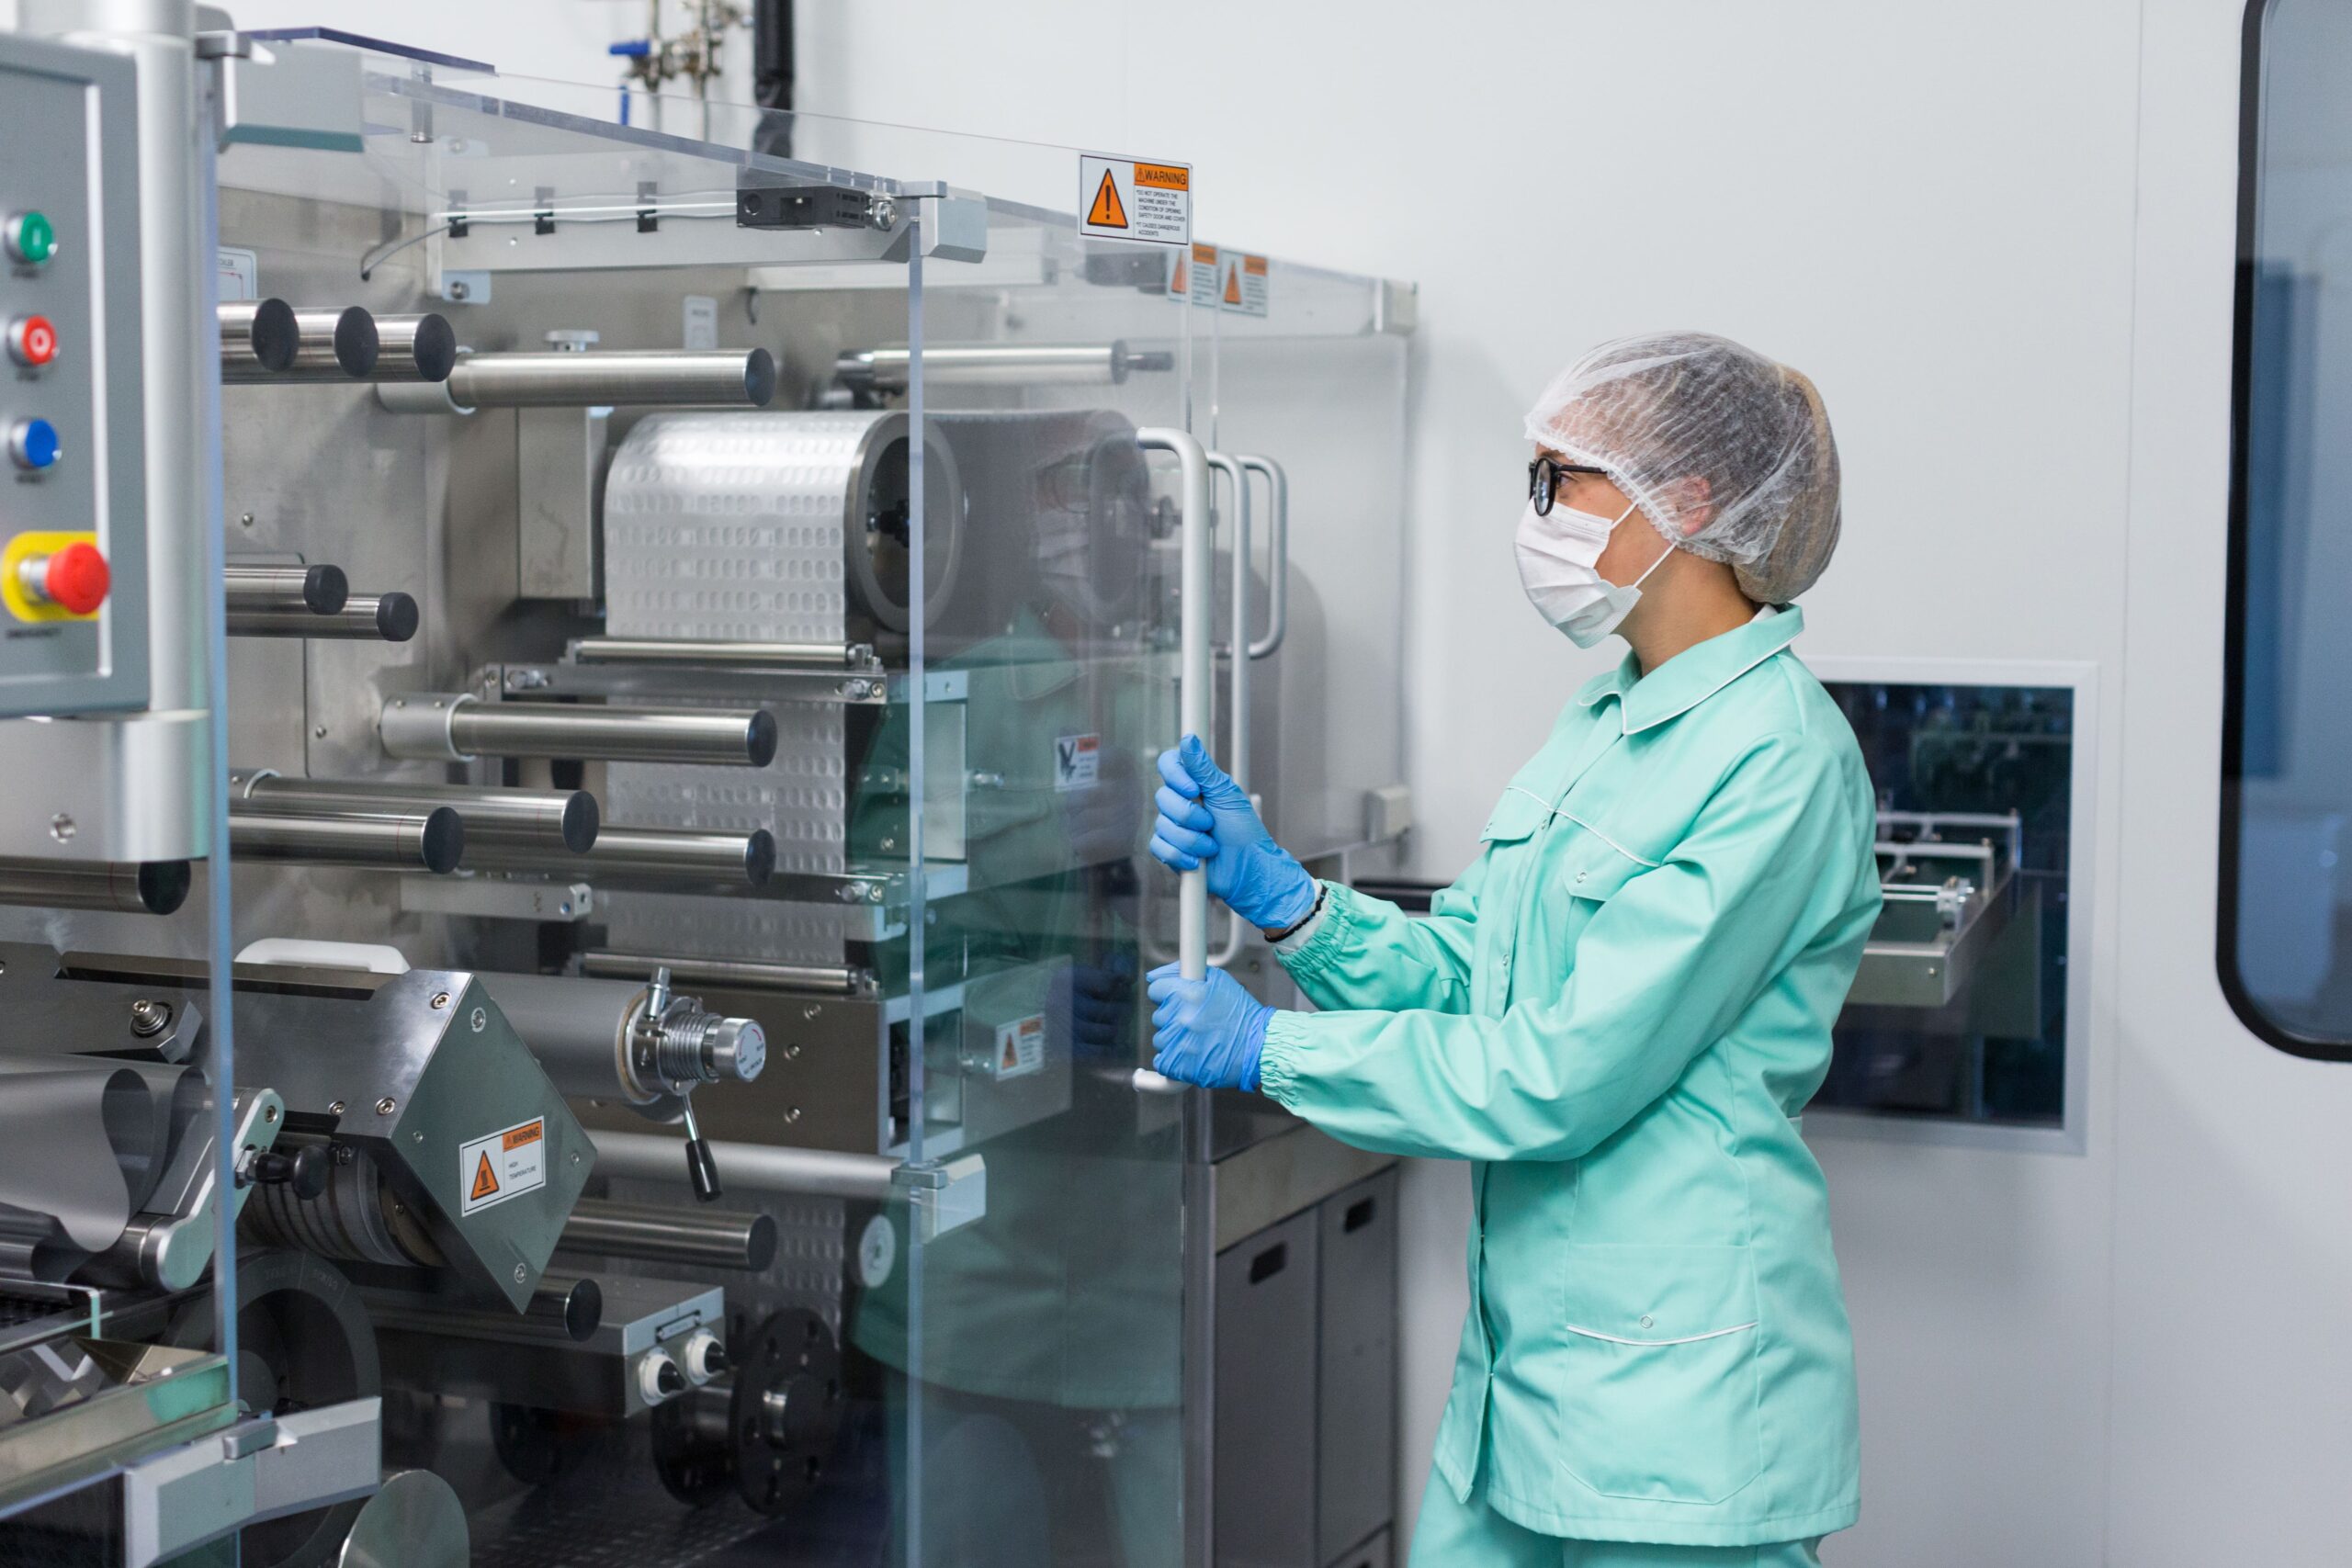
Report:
227,592,418,642
570,637,870,670
378,694,775,767
230,773,598,854
373,312,457,383
590,1130,899,1202
441,347,776,409
555,1199,776,1272
227,807,464,873
216,299,299,374
220,304,377,381
582,951,866,996
0,856,191,914
474,969,765,1104
462,826,775,889
834,341,1174,393
223,563,348,615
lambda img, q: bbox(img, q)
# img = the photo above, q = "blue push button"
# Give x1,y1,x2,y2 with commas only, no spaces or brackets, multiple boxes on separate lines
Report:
8,418,60,471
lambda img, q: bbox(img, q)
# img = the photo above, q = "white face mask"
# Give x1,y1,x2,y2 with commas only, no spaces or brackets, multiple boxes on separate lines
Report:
1513,494,1674,649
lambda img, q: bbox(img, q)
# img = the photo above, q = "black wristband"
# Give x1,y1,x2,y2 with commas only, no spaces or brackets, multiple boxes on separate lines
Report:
1264,884,1326,944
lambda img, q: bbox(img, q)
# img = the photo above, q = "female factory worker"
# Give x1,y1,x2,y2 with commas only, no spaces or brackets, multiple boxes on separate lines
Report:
1146,332,1881,1566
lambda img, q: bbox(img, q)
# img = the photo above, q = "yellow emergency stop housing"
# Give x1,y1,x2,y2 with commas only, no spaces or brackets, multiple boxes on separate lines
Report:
2,530,101,622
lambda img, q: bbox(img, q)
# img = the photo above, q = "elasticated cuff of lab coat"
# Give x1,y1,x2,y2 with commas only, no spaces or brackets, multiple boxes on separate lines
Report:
1257,1010,1317,1108
1272,880,1359,981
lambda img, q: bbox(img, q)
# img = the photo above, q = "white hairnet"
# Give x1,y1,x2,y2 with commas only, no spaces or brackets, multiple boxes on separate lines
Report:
1523,332,1842,604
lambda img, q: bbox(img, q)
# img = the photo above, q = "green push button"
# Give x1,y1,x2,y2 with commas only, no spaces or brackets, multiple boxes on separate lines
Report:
6,212,57,267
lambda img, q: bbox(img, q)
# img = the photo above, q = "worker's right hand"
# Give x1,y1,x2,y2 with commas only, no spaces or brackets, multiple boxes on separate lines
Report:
1148,735,1317,932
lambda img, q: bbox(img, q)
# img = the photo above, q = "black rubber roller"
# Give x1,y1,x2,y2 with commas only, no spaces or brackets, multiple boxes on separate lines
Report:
743,346,777,408
374,592,420,643
419,807,466,874
744,707,778,768
301,563,350,614
332,306,379,378
247,298,300,372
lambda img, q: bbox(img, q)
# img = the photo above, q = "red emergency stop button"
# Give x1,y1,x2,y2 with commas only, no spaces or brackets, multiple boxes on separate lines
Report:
7,315,58,368
27,542,108,615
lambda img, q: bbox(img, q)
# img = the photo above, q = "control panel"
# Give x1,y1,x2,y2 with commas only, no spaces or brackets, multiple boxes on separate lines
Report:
0,35,149,716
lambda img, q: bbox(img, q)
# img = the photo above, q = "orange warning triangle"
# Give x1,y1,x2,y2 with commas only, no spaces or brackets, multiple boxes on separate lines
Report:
470,1153,500,1201
1170,259,1186,294
1001,1036,1020,1070
1223,264,1242,305
1087,169,1128,229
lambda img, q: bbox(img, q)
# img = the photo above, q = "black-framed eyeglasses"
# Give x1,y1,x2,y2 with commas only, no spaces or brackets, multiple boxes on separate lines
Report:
1527,456,1611,517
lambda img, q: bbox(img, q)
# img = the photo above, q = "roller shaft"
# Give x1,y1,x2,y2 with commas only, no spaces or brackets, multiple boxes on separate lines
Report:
446,348,775,409
0,856,190,914
836,342,1171,391
557,1199,777,1271
232,773,597,853
379,696,777,767
228,593,418,642
591,1130,899,1201
216,299,299,373
220,304,377,381
373,312,458,383
476,969,766,1100
582,951,865,995
462,826,775,887
228,807,464,873
571,637,868,670
223,563,349,615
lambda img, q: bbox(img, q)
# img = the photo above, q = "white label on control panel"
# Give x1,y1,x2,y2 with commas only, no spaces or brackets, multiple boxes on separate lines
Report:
1054,732,1100,792
217,247,259,303
458,1116,547,1215
991,1013,1046,1079
682,294,718,350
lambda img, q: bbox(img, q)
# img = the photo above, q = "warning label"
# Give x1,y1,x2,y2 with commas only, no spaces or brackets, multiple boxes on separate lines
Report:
1054,733,1102,792
1080,153,1191,246
992,1014,1046,1080
1220,252,1269,318
458,1116,548,1216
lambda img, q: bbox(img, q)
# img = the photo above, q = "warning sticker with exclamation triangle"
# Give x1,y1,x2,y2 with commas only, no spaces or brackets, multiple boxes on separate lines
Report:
1078,153,1190,246
1219,251,1270,319
458,1115,548,1215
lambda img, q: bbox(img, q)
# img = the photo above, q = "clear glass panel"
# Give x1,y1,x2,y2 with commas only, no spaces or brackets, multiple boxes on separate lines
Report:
1814,682,2075,1128
2226,0,2352,1053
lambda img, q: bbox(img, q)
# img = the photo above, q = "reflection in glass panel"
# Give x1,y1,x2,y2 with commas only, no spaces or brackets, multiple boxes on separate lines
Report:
1815,683,2074,1128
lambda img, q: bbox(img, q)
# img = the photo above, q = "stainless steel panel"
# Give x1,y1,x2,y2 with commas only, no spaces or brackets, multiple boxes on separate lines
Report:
1317,1169,1397,1566
1215,1209,1318,1568
515,406,606,600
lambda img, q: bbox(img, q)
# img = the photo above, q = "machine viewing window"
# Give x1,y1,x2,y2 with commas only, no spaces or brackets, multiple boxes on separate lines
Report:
1812,683,2075,1130
2223,0,2352,1058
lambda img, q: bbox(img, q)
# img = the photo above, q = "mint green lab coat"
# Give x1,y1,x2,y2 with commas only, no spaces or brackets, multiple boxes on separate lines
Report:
1258,608,1880,1549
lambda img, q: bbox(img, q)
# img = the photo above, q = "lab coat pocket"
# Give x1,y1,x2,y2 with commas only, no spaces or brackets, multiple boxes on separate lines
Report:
1555,1243,1763,1506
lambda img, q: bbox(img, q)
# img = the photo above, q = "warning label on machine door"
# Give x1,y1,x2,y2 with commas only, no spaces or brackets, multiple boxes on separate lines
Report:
1054,732,1102,791
1080,153,1191,246
1220,253,1270,318
459,1116,548,1216
992,1014,1046,1079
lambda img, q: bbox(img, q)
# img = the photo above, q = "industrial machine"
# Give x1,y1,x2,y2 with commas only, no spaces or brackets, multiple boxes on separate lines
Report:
0,10,1412,1565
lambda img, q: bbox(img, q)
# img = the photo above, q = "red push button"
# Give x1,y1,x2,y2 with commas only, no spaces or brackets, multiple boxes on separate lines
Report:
31,542,108,615
7,315,58,368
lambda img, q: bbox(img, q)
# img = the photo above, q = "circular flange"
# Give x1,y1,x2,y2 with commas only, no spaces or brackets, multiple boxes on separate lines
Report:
729,1307,843,1517
336,1470,468,1568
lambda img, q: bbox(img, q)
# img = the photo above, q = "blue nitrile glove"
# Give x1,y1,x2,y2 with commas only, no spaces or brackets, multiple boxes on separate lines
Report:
1052,949,1137,1060
1146,963,1274,1091
1148,735,1316,931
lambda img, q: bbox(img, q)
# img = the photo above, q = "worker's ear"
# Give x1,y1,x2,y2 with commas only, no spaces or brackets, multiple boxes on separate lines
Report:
1662,476,1714,536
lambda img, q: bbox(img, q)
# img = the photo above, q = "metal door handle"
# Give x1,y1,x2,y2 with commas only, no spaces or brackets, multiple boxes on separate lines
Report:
1237,454,1288,660
1138,428,1212,985
1205,450,1250,969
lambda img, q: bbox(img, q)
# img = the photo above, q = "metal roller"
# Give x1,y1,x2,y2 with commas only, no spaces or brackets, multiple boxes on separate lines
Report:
570,637,872,670
473,969,765,1105
834,341,1175,393
591,1130,898,1202
222,562,348,615
363,1271,604,1345
226,592,418,641
220,303,377,381
378,693,776,767
227,806,464,873
437,347,777,410
582,950,868,996
230,773,598,854
373,311,458,382
461,826,775,888
215,299,300,374
556,1199,777,1271
0,855,191,914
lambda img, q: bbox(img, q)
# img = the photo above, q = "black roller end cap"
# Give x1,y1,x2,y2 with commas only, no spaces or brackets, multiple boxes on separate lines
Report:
137,860,193,916
419,806,466,874
743,346,777,407
744,707,778,769
334,306,379,378
742,829,776,888
288,1142,332,1201
411,312,458,382
561,790,601,853
248,298,300,372
684,1135,723,1202
375,592,420,643
301,563,350,614
743,1212,778,1272
563,1277,604,1342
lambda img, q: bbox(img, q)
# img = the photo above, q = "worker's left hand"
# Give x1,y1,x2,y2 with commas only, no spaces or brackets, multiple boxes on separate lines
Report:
1145,964,1273,1092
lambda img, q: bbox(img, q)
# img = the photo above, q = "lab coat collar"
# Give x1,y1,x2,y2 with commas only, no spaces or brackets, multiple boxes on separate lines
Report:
1573,604,1804,735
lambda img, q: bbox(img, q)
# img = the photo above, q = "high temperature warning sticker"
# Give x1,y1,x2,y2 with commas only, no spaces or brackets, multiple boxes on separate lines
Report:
1080,153,1191,246
458,1116,548,1216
